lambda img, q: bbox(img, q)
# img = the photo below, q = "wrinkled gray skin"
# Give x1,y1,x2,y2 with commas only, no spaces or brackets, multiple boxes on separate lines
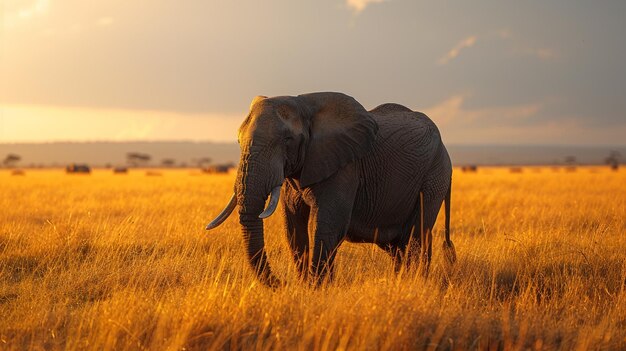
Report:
207,92,456,287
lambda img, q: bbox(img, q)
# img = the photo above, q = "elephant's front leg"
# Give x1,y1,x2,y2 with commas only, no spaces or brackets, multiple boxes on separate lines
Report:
282,196,311,281
309,206,350,286
307,181,357,285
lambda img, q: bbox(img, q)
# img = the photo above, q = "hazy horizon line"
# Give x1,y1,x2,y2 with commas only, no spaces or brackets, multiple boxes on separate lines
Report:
1,139,625,148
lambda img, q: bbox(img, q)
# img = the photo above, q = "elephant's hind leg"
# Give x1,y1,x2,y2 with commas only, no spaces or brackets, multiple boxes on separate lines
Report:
401,226,430,276
377,242,405,273
415,183,449,275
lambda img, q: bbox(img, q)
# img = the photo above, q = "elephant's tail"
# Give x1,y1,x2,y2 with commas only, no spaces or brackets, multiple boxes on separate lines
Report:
444,183,451,244
442,181,457,265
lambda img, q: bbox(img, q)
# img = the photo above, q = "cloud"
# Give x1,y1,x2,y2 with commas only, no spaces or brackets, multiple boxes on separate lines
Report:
4,0,50,28
517,47,557,61
423,94,541,127
535,48,555,60
435,30,556,67
346,0,388,14
419,94,626,144
437,36,477,66
495,30,558,61
497,29,512,39
16,0,49,19
422,94,551,143
441,117,626,145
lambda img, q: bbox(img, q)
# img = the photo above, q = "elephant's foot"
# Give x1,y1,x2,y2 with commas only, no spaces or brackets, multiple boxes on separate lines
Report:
294,255,310,282
264,274,285,289
309,264,335,288
256,268,284,289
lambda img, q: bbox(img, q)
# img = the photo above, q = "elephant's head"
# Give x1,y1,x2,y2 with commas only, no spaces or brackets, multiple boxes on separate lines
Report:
205,92,378,286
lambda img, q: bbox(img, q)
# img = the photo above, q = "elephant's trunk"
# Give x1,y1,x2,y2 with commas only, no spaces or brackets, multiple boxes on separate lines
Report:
236,156,282,287
239,211,277,285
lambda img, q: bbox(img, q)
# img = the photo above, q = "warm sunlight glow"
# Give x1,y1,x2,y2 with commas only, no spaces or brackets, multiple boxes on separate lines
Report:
0,105,241,142
1,2,625,349
346,0,388,13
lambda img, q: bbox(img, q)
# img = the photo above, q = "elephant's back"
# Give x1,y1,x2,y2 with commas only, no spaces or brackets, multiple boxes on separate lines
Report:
370,107,442,152
369,103,413,114
353,108,443,227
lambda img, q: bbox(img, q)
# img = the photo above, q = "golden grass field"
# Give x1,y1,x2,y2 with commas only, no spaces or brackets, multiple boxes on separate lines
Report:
1,167,625,350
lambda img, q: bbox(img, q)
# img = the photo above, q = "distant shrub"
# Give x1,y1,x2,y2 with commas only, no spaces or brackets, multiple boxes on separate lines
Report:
66,164,91,174
461,165,478,173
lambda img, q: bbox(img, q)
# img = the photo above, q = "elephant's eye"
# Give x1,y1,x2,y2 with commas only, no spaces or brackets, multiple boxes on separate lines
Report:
284,136,293,143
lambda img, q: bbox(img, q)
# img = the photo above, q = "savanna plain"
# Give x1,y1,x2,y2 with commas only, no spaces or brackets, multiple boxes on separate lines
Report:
0,167,625,350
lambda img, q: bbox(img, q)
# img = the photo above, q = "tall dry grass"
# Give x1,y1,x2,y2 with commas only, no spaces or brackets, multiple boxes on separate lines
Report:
0,167,625,350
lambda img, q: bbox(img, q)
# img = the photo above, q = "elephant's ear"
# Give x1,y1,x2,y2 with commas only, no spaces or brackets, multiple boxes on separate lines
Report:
299,93,378,188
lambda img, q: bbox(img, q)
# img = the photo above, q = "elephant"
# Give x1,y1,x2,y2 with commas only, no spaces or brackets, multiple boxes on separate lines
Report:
206,92,456,287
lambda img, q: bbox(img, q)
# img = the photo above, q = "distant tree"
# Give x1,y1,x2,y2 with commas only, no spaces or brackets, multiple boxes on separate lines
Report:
461,165,478,173
161,158,176,167
605,150,621,170
203,162,236,174
564,155,578,172
3,154,21,168
564,156,577,165
126,152,152,167
193,157,212,168
66,164,91,174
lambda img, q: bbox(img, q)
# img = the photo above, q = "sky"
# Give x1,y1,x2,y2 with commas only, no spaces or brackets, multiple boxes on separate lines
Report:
1,0,625,145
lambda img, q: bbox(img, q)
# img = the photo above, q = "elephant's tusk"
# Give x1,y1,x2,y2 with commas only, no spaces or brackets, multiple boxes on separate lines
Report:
205,193,237,230
259,186,281,219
